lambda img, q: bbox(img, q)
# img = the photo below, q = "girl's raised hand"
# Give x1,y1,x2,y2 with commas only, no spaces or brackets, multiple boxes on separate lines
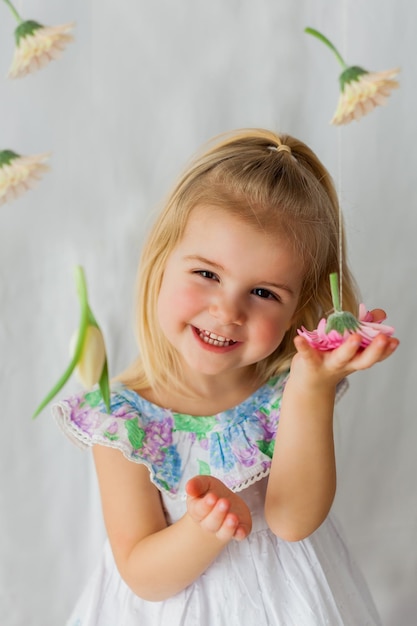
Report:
292,330,399,387
186,475,252,543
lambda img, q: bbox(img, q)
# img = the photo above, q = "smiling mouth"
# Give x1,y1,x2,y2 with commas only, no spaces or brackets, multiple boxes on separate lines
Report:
196,328,237,347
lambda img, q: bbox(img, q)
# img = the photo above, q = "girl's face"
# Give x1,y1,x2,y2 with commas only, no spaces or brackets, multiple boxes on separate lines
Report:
157,205,303,386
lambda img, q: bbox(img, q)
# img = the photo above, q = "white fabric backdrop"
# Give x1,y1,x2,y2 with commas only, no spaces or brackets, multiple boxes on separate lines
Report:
0,1,415,624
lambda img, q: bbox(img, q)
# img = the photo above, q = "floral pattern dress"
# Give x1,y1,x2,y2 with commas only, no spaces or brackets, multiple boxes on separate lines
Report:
52,374,382,626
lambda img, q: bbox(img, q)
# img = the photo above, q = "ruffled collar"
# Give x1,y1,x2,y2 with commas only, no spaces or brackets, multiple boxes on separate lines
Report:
53,372,347,499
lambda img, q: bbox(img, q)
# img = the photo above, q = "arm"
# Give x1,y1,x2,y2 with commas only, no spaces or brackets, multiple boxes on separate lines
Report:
265,331,399,542
92,446,251,601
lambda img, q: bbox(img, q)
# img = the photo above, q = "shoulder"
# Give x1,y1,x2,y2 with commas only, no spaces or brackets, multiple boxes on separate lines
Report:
52,383,184,495
52,383,159,447
52,383,176,462
52,381,175,433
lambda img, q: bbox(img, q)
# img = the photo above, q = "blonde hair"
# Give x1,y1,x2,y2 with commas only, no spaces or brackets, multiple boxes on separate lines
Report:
120,128,359,392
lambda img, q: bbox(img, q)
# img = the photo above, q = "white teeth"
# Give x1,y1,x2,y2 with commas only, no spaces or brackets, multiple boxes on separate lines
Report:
209,332,226,341
197,328,235,347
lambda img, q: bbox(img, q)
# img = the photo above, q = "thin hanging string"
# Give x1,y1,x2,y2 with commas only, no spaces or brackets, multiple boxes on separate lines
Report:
337,132,343,308
337,0,348,309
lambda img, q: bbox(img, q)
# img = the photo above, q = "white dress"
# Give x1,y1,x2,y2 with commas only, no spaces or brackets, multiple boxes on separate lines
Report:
53,374,382,626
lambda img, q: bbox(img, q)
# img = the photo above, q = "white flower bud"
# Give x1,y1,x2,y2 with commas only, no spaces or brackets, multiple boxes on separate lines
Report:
70,325,106,388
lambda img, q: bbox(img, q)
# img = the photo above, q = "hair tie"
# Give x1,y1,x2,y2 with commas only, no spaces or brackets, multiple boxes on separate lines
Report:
268,144,292,155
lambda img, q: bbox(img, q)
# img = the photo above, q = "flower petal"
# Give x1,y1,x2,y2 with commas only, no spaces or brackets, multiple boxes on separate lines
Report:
8,22,75,79
0,152,50,206
297,304,395,351
331,67,400,125
71,326,107,389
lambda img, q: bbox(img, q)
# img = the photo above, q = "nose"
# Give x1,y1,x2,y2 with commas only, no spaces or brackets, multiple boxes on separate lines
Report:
209,293,245,326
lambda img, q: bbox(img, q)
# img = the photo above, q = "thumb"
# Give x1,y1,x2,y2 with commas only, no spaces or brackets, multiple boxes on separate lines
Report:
185,475,211,499
293,335,320,362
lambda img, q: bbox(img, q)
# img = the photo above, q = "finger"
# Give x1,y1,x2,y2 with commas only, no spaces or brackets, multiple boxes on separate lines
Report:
369,308,387,323
347,334,399,371
215,512,241,543
385,336,400,355
293,335,314,354
185,475,210,499
366,334,399,363
324,333,363,368
233,523,251,542
293,335,322,364
187,490,218,523
199,497,231,535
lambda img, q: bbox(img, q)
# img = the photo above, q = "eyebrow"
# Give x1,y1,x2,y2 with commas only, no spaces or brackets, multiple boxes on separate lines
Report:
184,254,296,296
184,255,224,271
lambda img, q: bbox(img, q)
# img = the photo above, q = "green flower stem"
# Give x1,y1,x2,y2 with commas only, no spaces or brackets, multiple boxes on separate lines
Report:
305,27,347,70
329,272,341,312
32,265,111,417
99,358,111,414
76,267,111,413
325,272,360,334
2,0,22,23
74,265,90,327
32,266,90,419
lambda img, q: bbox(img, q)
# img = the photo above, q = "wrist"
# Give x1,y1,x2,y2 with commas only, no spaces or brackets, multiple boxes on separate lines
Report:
286,371,338,399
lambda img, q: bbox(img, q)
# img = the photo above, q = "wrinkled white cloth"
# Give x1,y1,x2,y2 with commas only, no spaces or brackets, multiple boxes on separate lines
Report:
66,479,381,626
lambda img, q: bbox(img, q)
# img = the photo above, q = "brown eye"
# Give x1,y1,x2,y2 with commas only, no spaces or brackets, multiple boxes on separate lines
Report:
252,287,275,298
252,288,280,301
195,270,218,281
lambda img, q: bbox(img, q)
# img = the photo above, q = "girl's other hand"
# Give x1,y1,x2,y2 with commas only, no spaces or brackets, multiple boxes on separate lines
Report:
185,476,252,543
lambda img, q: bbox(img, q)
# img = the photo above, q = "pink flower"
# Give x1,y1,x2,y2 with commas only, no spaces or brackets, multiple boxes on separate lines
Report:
297,304,395,351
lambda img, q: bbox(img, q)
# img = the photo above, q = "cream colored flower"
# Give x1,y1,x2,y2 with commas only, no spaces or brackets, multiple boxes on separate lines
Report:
71,325,107,389
8,20,74,79
305,28,400,126
33,267,111,418
0,150,50,206
331,67,400,125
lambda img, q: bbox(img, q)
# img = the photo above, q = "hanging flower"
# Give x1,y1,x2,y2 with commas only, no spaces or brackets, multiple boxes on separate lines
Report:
70,325,107,389
33,266,111,418
305,27,399,125
3,0,74,79
0,150,49,206
297,273,395,351
298,308,395,351
330,68,400,125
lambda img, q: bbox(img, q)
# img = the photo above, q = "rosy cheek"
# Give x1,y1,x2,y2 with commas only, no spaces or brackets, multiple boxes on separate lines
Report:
256,317,287,349
159,284,203,324
177,285,201,311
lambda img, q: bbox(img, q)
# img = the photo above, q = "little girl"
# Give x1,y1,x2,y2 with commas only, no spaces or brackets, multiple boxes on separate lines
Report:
53,128,398,625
